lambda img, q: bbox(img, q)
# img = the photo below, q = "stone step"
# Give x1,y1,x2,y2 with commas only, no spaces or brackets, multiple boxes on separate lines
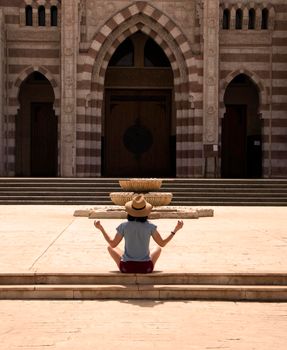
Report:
163,185,287,191
0,183,120,188
0,178,286,205
0,199,286,206
1,186,287,192
171,201,287,206
163,183,287,189
1,193,287,200
173,193,287,198
1,194,286,200
0,273,286,301
1,187,287,194
1,178,287,186
1,272,286,285
1,199,286,206
0,187,118,192
0,284,286,301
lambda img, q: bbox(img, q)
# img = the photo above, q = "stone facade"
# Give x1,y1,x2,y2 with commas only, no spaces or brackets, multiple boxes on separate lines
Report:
0,0,286,178
0,8,4,175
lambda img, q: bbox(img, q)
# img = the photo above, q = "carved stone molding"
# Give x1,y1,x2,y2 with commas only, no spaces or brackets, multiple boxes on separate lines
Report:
203,0,219,145
60,0,79,176
91,13,189,85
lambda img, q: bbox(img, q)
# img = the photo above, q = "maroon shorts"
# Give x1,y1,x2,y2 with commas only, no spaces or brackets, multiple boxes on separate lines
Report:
119,260,154,274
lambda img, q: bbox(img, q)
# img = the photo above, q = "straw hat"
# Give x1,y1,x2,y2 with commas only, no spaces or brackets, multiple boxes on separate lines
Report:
125,194,153,217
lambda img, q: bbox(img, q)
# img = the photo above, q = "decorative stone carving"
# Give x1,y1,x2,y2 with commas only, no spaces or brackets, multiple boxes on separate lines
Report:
60,0,79,176
64,104,74,113
91,12,189,86
202,0,219,177
207,76,216,85
64,47,73,56
64,134,73,143
65,76,74,86
207,106,215,114
208,48,215,56
203,0,219,146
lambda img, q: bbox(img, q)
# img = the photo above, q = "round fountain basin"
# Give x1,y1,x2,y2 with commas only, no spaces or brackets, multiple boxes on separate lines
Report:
110,192,134,206
110,192,172,207
119,178,162,192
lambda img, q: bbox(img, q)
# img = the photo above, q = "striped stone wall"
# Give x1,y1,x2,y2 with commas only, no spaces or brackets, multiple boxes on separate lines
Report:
219,0,287,178
269,2,287,177
0,9,5,175
2,0,61,176
0,0,286,178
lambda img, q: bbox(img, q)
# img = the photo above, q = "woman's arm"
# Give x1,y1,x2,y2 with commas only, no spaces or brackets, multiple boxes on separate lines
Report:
94,220,123,248
152,220,184,247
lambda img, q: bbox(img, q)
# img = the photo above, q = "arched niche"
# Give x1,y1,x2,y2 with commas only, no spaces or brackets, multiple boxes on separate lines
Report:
104,31,174,177
16,71,58,176
221,74,262,178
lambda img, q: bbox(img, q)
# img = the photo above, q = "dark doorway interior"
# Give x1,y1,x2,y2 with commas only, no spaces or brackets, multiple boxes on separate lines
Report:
31,103,57,176
16,72,57,176
222,74,262,178
221,105,247,178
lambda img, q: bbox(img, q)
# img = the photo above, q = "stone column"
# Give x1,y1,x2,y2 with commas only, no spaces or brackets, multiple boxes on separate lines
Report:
60,0,79,176
203,0,220,177
0,9,5,175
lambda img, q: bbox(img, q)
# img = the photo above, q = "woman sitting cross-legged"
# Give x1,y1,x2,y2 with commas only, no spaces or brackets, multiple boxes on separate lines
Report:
94,194,184,273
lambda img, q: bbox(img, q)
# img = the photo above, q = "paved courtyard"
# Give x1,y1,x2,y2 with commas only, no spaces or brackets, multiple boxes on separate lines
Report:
0,205,287,349
0,205,286,273
1,300,287,350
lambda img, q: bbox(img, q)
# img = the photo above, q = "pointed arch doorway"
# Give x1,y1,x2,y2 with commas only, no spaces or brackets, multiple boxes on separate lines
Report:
221,74,262,178
16,72,57,177
103,32,175,177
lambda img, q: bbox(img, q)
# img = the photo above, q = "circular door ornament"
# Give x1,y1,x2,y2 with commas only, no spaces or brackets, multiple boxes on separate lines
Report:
123,124,153,155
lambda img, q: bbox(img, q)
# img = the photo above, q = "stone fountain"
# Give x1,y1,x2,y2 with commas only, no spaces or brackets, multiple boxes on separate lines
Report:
110,178,172,206
74,178,214,219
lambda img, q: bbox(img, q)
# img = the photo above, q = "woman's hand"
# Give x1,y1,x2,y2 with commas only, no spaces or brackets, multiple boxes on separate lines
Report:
94,220,103,231
174,220,184,233
93,220,123,248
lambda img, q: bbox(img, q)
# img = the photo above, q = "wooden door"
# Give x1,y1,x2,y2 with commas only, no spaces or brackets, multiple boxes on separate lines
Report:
221,105,247,178
104,90,173,177
31,103,57,176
